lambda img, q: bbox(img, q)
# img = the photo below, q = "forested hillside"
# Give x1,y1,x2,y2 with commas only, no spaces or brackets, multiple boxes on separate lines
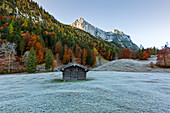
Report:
0,0,123,68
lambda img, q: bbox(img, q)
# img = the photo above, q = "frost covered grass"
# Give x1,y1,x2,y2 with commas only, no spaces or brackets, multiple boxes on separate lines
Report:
0,71,170,112
94,56,170,73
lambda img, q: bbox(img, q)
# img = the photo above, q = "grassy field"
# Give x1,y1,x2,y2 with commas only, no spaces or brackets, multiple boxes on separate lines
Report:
0,71,170,112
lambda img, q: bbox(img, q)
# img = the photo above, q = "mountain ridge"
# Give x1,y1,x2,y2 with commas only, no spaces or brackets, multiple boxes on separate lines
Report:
71,18,139,50
0,0,125,66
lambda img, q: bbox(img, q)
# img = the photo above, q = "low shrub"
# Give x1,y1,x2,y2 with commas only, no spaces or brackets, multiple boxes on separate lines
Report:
150,62,154,68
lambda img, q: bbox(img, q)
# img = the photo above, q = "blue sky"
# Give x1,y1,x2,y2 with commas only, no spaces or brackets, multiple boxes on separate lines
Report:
34,0,170,49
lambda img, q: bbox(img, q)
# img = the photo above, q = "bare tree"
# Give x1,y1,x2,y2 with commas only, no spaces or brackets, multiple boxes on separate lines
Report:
0,42,16,73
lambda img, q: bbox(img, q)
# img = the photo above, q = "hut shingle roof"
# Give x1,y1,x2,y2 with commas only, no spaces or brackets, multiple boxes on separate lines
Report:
58,63,91,71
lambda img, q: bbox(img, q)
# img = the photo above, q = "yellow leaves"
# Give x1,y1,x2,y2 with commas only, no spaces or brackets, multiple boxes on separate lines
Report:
7,5,9,13
2,3,5,9
0,26,3,31
21,31,25,36
63,33,66,37
52,60,57,69
93,47,99,56
22,19,28,27
51,26,54,30
32,34,37,45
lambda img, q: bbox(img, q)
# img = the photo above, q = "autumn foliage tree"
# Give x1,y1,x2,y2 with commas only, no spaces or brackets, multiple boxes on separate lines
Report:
145,48,150,57
62,48,69,64
75,46,82,64
121,48,131,59
52,60,57,71
68,48,73,63
0,0,127,73
142,51,149,60
156,48,170,67
35,42,44,64
82,49,87,65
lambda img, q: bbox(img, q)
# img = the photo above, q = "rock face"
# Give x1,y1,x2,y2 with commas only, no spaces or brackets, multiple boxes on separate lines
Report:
71,18,139,50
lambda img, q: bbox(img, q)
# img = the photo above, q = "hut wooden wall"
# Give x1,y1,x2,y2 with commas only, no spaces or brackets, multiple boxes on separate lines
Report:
63,66,86,81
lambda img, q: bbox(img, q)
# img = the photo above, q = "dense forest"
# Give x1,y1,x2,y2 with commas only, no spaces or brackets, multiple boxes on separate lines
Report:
0,0,123,60
0,0,169,74
0,0,124,73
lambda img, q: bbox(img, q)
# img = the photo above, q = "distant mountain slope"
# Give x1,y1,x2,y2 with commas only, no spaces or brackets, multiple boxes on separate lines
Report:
0,0,124,66
71,18,139,50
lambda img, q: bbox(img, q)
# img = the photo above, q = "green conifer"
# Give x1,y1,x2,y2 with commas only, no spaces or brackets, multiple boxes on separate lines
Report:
40,35,45,48
138,49,142,60
26,47,37,73
45,49,54,70
20,38,25,55
86,48,92,65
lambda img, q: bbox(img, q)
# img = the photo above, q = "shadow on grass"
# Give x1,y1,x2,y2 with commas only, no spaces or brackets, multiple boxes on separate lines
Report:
51,78,95,83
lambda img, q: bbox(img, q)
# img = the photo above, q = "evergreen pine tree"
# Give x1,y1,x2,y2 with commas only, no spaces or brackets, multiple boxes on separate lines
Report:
45,49,54,70
40,35,45,48
26,47,37,73
2,26,9,39
60,47,64,60
86,48,92,65
138,49,142,60
20,38,25,55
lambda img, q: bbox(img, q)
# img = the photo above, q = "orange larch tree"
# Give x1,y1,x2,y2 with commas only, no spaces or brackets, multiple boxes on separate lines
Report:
35,42,44,64
75,46,82,64
142,51,149,60
82,49,87,65
121,48,131,59
68,48,73,63
62,48,69,64
156,48,170,67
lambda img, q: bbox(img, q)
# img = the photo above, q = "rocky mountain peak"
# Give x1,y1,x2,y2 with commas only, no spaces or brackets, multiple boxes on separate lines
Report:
71,18,139,50
74,17,85,24
78,17,85,21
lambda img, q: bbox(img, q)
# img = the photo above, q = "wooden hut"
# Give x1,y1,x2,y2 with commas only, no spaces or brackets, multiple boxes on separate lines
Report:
58,63,90,81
